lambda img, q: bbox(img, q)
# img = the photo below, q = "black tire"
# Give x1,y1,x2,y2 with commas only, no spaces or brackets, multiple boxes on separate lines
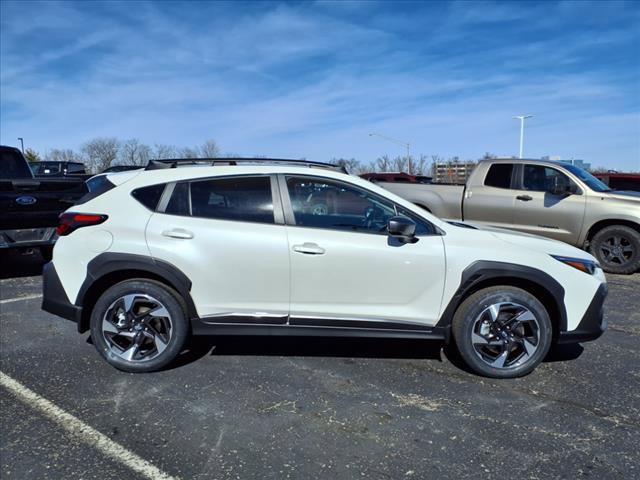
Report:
90,279,189,373
452,286,552,379
589,225,640,275
40,246,53,262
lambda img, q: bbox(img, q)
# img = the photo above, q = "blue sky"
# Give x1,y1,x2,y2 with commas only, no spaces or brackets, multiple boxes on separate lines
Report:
1,0,639,170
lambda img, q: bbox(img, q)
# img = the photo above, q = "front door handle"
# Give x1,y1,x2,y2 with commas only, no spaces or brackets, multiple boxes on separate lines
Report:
162,228,194,239
516,195,533,201
292,242,325,255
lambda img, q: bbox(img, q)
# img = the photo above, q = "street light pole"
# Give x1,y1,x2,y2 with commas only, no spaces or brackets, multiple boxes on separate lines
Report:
513,115,532,159
368,133,412,174
17,137,24,153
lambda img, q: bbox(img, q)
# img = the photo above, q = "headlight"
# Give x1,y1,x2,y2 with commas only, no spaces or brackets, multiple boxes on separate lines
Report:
551,255,599,275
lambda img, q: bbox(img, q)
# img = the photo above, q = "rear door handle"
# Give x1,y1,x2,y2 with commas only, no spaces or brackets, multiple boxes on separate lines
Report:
516,195,533,201
162,228,194,239
292,242,325,255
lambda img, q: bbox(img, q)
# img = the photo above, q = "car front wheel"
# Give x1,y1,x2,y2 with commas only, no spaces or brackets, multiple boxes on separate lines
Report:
452,286,552,378
90,279,189,373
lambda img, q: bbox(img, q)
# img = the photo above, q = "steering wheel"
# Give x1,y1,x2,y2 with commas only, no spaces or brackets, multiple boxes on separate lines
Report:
364,206,387,231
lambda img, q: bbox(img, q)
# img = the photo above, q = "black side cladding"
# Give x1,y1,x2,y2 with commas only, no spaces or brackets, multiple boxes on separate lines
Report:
74,252,198,332
41,262,82,323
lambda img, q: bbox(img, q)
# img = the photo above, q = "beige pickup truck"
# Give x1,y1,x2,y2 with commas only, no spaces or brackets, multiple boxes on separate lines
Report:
375,158,640,274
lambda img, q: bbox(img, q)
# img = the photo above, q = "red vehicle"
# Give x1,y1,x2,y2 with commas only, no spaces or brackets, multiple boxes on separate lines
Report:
593,172,640,192
360,172,432,184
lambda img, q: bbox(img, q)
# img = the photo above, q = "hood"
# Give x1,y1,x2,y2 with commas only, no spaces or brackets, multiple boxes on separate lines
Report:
599,190,640,203
448,221,595,261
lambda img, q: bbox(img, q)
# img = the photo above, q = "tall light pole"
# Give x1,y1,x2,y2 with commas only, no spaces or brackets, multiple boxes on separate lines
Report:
17,137,24,153
513,115,532,159
368,133,412,173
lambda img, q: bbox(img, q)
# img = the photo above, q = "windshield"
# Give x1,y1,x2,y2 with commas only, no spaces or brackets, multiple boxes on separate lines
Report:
561,163,611,192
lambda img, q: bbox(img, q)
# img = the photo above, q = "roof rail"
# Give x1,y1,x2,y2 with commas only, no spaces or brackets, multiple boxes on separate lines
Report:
145,157,347,173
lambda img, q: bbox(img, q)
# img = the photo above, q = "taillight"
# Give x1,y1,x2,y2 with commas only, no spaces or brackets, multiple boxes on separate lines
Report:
56,213,108,236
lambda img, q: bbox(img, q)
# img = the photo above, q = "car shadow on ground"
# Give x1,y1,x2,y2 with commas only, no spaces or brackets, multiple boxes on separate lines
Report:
166,335,584,373
168,336,446,371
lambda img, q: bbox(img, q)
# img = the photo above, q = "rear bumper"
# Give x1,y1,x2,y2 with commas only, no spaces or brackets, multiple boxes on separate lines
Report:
0,227,56,249
41,262,82,325
557,283,608,344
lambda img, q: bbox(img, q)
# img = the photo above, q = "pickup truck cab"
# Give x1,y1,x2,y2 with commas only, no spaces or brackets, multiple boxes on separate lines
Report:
377,159,640,274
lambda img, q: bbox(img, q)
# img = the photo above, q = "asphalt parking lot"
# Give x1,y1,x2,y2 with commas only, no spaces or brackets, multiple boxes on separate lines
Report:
1,251,639,480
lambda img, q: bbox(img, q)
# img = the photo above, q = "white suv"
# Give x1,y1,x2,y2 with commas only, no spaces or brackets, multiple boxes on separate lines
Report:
42,159,608,378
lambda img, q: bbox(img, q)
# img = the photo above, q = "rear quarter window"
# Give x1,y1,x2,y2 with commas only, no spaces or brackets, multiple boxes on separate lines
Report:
131,184,166,211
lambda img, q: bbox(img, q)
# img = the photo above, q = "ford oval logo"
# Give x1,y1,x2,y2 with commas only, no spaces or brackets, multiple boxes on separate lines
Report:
16,195,37,206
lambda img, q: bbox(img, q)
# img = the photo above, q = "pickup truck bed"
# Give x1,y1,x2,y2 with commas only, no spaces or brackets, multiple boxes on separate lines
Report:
0,146,87,258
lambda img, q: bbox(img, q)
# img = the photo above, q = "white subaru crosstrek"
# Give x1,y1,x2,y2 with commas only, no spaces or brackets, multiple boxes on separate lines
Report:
42,159,608,378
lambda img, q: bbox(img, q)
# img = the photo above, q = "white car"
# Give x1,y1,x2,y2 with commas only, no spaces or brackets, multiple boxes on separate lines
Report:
42,159,608,378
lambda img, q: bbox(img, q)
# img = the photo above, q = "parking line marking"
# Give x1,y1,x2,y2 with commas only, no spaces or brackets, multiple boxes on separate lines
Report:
0,294,43,305
0,371,178,480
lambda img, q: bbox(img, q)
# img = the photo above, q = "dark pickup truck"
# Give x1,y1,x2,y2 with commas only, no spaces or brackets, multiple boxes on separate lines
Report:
0,145,87,260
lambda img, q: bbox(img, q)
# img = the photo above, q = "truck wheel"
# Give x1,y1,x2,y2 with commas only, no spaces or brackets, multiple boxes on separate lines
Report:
90,279,190,372
452,286,552,378
589,225,640,275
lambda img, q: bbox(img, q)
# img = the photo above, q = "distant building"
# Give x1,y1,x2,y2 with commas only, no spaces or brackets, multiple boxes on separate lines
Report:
542,156,592,170
433,160,477,184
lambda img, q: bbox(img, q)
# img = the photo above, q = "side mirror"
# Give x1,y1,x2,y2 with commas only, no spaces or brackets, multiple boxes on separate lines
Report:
387,216,417,243
550,176,572,196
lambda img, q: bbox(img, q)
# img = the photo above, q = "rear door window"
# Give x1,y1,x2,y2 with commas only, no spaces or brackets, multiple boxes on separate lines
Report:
165,176,275,224
484,164,514,189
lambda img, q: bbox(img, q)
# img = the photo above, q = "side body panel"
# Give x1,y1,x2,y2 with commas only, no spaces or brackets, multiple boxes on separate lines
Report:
285,226,447,325
145,213,290,318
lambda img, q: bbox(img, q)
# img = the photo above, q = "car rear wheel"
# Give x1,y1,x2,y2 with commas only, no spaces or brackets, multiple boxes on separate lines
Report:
90,279,189,372
589,225,640,275
452,286,552,378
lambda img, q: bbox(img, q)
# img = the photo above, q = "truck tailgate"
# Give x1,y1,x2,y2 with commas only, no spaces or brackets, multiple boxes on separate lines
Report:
0,179,87,229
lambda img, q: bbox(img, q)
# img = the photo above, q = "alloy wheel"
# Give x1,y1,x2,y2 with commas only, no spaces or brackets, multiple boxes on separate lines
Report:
101,293,173,363
471,302,541,369
599,235,634,266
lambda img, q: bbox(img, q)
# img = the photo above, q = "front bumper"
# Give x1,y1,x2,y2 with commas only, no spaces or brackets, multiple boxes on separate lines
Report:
41,262,82,325
557,283,608,344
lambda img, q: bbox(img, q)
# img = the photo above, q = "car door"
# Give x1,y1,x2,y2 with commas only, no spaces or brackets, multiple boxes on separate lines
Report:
281,174,446,327
145,174,290,321
511,164,587,244
463,162,516,229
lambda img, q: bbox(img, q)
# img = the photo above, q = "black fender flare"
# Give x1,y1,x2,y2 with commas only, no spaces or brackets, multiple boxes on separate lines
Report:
437,260,568,334
76,252,198,325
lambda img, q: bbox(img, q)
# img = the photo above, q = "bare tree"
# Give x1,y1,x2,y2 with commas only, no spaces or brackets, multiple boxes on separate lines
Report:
375,155,392,172
332,158,362,174
413,154,430,175
199,139,220,158
119,139,151,166
152,144,178,159
45,148,82,163
178,147,199,159
393,156,408,173
82,138,119,173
